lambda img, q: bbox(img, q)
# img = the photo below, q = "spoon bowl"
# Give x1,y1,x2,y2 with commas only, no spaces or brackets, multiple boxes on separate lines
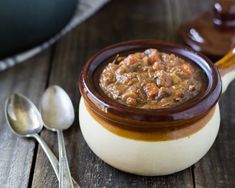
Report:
5,93,43,137
41,85,74,131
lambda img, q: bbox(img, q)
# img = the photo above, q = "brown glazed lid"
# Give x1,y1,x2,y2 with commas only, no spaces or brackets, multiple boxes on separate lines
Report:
180,0,235,57
79,40,222,130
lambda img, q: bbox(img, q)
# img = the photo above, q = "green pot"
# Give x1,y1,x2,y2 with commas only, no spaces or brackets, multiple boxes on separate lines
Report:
0,0,77,59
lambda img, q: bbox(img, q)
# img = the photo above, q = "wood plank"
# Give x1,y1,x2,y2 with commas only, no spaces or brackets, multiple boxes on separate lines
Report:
31,0,206,187
0,49,51,188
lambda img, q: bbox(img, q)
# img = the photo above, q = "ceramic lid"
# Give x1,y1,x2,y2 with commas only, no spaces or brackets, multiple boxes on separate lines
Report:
180,0,235,57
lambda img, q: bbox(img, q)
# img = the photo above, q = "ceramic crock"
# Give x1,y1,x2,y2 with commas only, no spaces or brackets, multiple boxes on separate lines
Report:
79,40,235,176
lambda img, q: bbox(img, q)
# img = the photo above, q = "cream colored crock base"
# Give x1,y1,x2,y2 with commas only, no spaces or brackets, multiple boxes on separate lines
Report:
79,98,220,176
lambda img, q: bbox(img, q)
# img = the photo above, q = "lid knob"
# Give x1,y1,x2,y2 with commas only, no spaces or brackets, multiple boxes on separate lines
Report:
213,0,235,29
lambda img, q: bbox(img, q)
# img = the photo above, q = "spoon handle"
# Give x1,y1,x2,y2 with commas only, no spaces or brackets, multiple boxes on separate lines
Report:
33,134,80,187
57,130,74,188
33,134,59,177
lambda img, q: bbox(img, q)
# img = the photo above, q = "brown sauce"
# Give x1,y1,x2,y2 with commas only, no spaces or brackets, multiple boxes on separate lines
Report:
99,49,206,109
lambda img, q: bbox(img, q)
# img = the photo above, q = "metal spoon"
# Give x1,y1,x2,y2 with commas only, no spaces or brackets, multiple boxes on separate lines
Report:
5,93,79,187
41,85,74,188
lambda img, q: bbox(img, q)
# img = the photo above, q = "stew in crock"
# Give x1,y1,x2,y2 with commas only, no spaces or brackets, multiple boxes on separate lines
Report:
99,49,205,109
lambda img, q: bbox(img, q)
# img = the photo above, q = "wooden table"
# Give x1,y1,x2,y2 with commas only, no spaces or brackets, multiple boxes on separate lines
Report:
1,0,235,187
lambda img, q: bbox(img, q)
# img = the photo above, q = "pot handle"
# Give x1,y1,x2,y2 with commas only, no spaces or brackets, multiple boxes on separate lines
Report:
215,47,235,93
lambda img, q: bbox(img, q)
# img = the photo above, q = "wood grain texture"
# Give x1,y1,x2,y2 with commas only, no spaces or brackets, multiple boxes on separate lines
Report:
0,50,51,188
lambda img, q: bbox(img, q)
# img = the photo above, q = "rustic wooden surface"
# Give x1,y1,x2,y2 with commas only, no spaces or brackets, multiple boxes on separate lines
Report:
0,0,235,187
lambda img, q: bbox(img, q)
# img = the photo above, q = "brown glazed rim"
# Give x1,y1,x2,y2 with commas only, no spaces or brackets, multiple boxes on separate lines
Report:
79,40,222,130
